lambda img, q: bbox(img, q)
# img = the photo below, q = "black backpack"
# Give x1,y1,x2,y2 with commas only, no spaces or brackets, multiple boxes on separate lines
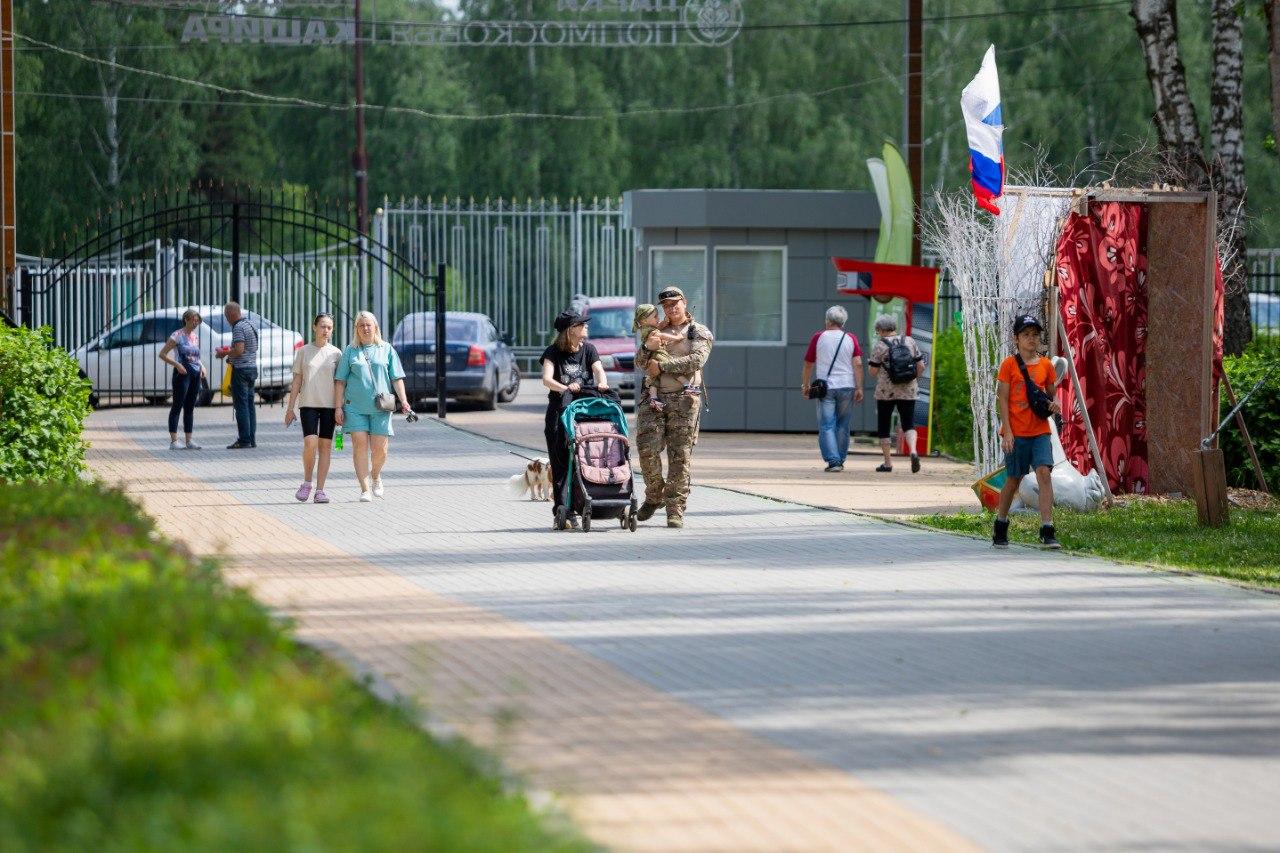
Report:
886,336,917,384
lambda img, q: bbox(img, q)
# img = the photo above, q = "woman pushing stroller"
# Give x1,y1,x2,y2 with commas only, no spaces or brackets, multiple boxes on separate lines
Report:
541,309,609,529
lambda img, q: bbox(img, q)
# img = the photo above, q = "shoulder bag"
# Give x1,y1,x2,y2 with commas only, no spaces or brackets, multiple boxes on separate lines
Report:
1014,353,1055,420
808,331,847,400
360,345,398,412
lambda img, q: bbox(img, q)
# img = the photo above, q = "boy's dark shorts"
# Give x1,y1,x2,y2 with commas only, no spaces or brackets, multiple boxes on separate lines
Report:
1005,433,1053,478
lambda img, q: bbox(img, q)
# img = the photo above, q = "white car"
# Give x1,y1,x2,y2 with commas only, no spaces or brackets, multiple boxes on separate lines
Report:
73,304,303,407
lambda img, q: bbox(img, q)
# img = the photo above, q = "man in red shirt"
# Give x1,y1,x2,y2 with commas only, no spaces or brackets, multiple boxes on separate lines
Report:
800,306,864,472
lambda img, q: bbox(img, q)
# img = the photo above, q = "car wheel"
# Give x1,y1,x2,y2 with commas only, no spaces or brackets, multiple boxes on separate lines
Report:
497,366,520,403
143,395,169,406
477,372,498,411
257,389,286,405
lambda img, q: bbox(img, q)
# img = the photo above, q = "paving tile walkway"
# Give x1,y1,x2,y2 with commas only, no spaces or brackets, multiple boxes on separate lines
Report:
87,406,1280,852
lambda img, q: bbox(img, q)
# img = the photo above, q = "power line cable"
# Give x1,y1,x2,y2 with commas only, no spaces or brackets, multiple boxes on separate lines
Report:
16,31,911,120
15,70,1153,111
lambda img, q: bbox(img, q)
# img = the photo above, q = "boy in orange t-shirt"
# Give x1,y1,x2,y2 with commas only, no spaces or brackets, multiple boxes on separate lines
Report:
993,315,1062,550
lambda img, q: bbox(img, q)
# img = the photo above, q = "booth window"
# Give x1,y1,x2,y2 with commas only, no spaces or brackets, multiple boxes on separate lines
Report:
650,247,707,314
715,248,785,344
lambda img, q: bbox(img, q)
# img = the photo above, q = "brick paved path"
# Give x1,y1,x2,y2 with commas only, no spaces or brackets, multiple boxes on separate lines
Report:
88,407,1280,851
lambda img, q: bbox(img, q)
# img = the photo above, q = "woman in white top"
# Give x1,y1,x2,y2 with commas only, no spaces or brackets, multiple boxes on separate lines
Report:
284,312,343,503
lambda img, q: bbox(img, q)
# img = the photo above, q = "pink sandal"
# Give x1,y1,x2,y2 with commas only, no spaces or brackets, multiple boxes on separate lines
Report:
295,482,313,502
313,489,329,504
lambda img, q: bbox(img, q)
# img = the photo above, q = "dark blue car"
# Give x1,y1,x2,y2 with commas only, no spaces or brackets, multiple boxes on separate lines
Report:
392,311,521,410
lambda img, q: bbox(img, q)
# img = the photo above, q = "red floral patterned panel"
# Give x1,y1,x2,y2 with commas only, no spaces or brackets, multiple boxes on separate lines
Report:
1054,203,1149,494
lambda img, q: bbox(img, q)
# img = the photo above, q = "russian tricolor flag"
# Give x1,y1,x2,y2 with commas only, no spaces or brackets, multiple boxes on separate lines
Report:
961,45,1004,215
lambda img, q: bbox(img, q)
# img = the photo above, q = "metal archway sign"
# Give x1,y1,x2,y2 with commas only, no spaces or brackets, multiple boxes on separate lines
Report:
115,0,745,48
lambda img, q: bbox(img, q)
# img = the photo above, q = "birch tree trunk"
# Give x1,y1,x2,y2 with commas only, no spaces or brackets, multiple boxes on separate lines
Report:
1211,0,1251,355
1130,0,1206,182
1132,0,1253,353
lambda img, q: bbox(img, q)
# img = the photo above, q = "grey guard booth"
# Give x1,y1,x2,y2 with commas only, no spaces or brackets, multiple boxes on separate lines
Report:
624,189,881,432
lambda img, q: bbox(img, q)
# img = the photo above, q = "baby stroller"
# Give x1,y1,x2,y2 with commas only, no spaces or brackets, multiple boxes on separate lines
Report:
555,395,638,533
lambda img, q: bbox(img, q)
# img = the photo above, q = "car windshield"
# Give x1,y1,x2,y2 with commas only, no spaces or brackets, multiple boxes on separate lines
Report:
393,315,480,342
587,308,632,339
203,315,229,333
183,313,270,334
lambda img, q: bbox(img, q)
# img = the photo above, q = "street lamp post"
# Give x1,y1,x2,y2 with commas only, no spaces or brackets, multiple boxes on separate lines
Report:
353,0,369,241
1,0,17,315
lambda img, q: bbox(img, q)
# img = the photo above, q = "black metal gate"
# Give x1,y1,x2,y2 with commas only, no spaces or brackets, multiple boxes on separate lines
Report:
18,185,449,410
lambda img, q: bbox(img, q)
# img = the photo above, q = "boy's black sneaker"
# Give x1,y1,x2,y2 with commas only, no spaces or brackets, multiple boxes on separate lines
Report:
992,517,1010,549
1039,524,1061,550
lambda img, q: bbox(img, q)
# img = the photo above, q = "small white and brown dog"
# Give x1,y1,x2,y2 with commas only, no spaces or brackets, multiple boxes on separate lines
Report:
509,458,553,501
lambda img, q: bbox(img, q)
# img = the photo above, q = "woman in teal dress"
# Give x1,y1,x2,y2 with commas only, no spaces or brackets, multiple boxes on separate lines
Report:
334,311,410,502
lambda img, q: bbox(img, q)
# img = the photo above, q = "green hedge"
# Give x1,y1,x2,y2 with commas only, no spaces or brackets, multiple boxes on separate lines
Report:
0,324,91,482
930,324,974,461
0,480,587,852
1221,334,1280,490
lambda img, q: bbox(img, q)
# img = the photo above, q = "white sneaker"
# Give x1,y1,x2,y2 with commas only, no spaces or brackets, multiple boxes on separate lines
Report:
169,440,180,451
359,491,374,503
185,441,202,450
371,477,384,498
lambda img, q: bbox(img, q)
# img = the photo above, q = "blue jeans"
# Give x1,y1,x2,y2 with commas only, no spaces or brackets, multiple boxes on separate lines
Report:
230,365,258,444
817,387,855,466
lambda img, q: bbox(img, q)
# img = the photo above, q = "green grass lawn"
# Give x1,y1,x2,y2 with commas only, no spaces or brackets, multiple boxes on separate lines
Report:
0,480,589,852
918,499,1280,589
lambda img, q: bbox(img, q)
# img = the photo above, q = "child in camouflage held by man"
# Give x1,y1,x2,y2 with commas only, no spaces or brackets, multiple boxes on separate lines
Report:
633,304,685,412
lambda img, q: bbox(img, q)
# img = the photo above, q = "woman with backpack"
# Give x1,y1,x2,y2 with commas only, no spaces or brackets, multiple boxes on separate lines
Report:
867,314,926,473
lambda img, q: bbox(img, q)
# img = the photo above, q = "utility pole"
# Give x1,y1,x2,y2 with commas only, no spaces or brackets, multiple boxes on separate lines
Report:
1,0,17,314
905,0,923,266
353,0,369,239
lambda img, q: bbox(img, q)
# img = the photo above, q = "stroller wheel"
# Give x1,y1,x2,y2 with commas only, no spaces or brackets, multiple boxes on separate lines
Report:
619,512,628,529
553,506,566,531
628,513,638,532
581,510,592,533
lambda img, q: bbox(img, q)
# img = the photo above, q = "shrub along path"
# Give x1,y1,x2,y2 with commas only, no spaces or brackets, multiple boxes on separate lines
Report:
86,406,1280,851
0,479,586,852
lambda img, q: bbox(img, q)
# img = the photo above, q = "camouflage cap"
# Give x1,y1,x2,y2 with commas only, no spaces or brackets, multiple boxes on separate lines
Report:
632,303,658,331
656,286,685,302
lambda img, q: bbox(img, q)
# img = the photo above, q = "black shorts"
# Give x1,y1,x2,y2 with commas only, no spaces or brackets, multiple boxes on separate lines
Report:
299,406,336,439
876,399,916,438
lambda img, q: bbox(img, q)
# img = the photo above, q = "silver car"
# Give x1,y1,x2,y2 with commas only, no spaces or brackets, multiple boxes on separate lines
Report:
73,304,303,406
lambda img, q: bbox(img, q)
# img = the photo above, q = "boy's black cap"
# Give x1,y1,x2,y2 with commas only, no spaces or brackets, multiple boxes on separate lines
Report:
554,309,587,332
1013,315,1044,334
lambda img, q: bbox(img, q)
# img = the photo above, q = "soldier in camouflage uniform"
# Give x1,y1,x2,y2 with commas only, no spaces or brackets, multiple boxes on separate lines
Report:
634,286,713,528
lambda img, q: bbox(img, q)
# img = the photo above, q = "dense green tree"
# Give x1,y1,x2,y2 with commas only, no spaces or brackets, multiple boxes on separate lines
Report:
11,0,1280,253
16,2,199,253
